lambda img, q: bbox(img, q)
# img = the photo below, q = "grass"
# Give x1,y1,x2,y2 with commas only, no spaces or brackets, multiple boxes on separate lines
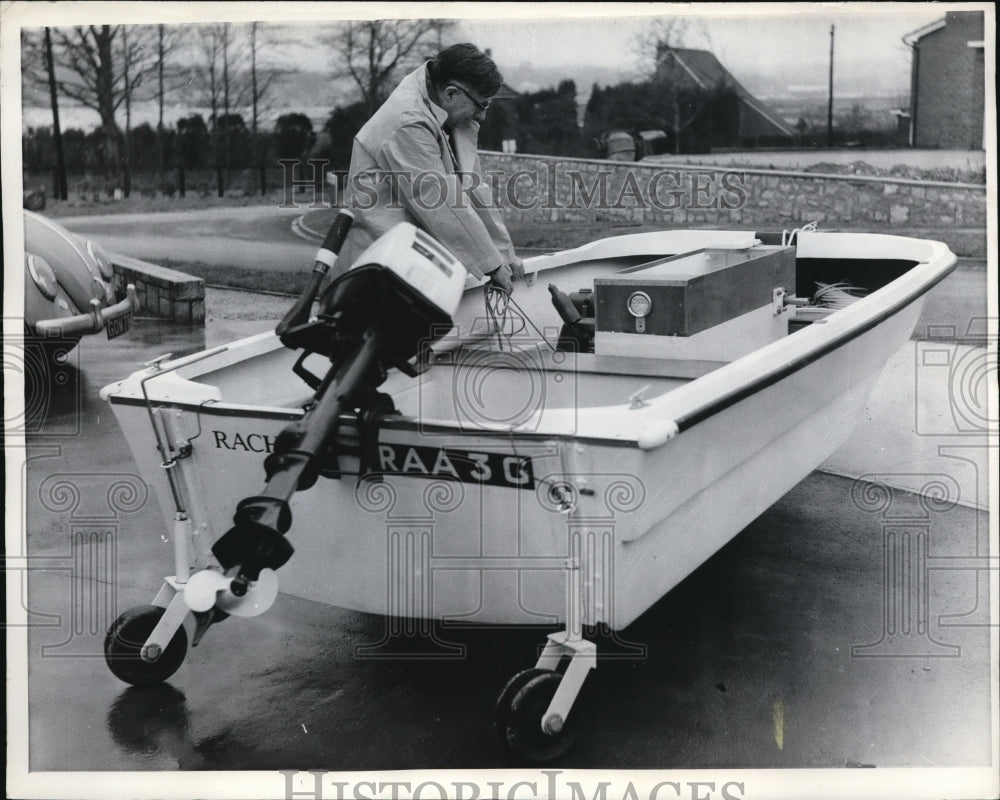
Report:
42,191,292,219
156,259,309,296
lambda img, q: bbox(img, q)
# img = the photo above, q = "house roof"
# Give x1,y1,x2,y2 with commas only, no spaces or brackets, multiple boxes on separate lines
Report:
493,82,520,101
657,46,794,136
903,11,983,45
902,17,946,45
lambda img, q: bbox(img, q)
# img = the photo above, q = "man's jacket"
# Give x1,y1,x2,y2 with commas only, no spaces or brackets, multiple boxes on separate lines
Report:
337,62,516,280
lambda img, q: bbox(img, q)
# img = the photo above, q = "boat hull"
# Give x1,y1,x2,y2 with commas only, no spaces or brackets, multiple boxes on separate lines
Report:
102,229,952,629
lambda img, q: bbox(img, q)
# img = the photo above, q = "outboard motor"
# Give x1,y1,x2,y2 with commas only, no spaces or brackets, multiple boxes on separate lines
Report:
211,216,467,594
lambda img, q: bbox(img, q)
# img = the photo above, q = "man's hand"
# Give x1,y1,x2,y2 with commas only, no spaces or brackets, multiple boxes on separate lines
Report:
487,263,513,293
509,256,525,282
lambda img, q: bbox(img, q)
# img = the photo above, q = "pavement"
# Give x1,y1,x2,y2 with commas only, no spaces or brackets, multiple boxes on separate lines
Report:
57,205,317,273
11,250,996,789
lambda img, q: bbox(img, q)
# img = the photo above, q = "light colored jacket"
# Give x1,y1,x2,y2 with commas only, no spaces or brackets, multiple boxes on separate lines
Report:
337,62,516,280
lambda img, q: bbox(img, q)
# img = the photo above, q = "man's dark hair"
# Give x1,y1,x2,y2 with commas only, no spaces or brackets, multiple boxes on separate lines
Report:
428,43,503,97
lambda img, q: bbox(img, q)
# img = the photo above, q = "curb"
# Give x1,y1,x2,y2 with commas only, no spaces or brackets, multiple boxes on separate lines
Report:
111,252,205,325
291,214,325,243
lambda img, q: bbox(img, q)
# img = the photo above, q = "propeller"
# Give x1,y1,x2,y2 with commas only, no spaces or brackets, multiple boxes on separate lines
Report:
182,568,279,618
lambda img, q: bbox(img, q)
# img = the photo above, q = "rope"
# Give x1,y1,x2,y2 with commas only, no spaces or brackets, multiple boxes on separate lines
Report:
482,285,557,352
507,294,557,352
781,220,819,247
811,281,868,308
482,285,524,350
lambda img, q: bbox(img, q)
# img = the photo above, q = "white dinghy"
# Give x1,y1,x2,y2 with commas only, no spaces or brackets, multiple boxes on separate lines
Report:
100,214,955,761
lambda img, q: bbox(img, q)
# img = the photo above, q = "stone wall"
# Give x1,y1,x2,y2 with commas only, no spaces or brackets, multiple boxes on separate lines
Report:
111,253,205,324
478,152,987,240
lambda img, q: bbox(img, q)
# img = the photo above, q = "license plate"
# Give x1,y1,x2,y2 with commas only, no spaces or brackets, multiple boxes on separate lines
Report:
106,311,133,340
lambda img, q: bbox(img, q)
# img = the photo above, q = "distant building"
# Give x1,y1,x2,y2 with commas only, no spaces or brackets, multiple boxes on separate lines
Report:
903,11,985,149
478,48,521,153
477,81,521,153
654,45,794,145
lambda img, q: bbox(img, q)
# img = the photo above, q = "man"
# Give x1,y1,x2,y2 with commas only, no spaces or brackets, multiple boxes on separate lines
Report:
337,43,522,292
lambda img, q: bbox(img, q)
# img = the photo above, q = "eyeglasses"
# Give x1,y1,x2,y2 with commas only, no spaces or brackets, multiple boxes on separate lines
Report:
449,84,492,112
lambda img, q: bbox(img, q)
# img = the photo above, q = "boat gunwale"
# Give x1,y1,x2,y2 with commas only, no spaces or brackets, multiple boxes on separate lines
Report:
673,244,956,433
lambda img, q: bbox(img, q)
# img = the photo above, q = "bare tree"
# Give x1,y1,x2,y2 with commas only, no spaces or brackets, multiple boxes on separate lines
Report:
43,29,69,200
193,24,225,196
250,22,265,194
119,25,158,196
21,29,68,199
153,24,189,183
38,25,159,194
249,22,284,195
324,19,455,115
46,26,125,191
192,22,252,196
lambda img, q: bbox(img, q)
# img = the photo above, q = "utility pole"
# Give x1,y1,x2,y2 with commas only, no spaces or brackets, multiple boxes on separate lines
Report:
827,24,835,147
251,22,265,196
44,28,68,201
157,25,166,184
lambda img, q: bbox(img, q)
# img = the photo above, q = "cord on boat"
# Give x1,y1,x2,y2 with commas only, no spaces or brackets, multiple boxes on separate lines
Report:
507,294,558,352
782,220,819,247
811,281,868,308
482,285,557,352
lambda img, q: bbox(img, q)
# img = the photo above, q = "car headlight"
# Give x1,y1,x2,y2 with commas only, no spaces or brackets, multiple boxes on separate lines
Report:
26,253,58,300
86,239,115,281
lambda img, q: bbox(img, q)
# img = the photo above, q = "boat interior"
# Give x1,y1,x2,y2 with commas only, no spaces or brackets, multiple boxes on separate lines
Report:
189,242,920,419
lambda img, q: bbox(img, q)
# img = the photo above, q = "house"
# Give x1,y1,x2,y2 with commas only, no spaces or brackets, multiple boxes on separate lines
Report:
477,49,521,153
903,11,985,149
654,45,794,145
484,81,521,153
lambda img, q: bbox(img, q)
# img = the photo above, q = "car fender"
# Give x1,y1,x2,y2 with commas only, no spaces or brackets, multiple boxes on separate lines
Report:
24,210,112,312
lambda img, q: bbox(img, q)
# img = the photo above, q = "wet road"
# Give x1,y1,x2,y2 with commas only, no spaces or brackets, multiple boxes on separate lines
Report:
57,205,317,272
16,262,994,777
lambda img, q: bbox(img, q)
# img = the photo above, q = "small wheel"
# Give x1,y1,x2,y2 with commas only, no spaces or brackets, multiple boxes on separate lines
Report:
495,667,549,736
104,605,187,686
498,670,579,763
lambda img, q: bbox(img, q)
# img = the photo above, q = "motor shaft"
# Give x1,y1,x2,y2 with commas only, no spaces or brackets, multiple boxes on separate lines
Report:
212,330,382,581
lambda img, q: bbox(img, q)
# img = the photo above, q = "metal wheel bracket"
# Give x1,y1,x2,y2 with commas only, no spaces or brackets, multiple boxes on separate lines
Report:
534,632,597,735
142,581,192,662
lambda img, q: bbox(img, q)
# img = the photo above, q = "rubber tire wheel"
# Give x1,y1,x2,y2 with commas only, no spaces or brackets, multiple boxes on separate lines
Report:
495,667,550,738
501,670,579,764
104,605,188,686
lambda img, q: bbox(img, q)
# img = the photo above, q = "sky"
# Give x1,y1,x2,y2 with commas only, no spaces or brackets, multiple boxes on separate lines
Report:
456,7,944,93
277,4,952,93
11,2,979,129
